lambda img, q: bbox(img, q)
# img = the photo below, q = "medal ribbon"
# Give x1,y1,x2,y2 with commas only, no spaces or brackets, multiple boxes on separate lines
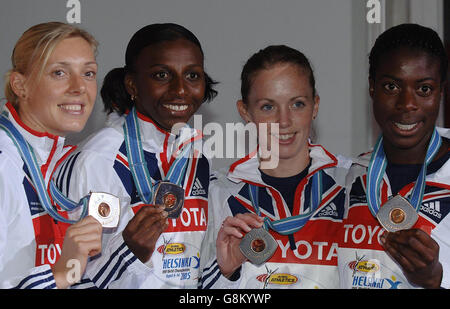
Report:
248,170,322,235
0,114,89,224
366,128,442,217
123,107,193,204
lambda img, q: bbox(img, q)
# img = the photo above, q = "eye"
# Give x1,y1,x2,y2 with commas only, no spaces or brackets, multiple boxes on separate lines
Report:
186,72,201,80
52,70,66,78
153,71,170,80
382,82,400,94
417,84,433,96
292,100,305,109
85,71,97,79
261,104,274,112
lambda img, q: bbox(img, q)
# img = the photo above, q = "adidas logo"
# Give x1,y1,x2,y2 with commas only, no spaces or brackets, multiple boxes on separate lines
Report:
191,178,206,196
317,202,339,217
420,201,442,219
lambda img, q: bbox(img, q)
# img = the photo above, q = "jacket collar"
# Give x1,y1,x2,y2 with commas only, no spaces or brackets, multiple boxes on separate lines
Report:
227,142,338,185
355,127,450,168
107,109,203,161
3,102,68,180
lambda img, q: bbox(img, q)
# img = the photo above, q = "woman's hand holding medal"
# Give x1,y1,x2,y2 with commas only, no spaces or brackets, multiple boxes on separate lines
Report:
122,205,168,263
216,213,264,279
52,216,103,289
381,228,443,289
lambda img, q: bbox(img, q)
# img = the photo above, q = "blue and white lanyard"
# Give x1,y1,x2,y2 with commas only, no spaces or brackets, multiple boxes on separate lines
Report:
123,107,193,204
248,170,322,235
366,128,442,217
0,113,89,224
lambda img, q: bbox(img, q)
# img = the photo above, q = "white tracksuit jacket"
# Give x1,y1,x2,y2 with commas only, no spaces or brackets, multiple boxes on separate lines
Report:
0,103,77,289
200,144,352,289
338,127,450,289
55,111,210,288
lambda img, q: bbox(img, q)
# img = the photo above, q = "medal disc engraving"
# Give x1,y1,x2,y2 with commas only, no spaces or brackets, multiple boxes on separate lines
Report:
376,195,418,232
239,228,277,266
88,192,120,228
390,208,405,224
153,182,185,219
98,202,111,217
251,239,266,253
163,192,177,208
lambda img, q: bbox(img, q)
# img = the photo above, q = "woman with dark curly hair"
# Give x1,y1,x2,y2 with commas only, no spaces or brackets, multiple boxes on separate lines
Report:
339,23,450,289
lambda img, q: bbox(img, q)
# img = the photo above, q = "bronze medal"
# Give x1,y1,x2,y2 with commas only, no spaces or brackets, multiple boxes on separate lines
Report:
376,195,418,232
153,181,185,219
88,192,120,228
239,228,277,266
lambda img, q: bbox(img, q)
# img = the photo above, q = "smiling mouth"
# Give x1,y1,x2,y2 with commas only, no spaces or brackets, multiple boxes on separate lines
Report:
58,104,84,113
163,104,189,112
274,133,295,140
394,122,419,131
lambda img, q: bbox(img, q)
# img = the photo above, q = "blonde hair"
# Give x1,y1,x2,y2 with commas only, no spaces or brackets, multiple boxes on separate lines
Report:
4,22,98,106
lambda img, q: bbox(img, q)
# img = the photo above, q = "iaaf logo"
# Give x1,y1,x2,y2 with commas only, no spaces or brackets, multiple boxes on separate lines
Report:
348,253,379,276
348,260,380,274
256,266,299,289
157,243,186,255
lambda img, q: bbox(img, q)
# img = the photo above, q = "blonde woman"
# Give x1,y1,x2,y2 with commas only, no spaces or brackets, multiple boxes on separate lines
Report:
0,22,102,289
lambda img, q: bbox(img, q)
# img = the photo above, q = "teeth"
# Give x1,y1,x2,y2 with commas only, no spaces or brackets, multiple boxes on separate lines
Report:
394,122,417,130
274,133,295,140
164,104,188,112
59,104,82,111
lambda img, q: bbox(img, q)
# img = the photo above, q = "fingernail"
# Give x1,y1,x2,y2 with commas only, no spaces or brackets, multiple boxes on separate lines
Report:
380,233,386,245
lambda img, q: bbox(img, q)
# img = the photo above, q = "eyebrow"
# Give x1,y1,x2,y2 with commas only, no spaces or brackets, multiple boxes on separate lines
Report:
290,95,310,100
255,95,309,104
51,61,98,66
146,63,203,69
381,74,437,83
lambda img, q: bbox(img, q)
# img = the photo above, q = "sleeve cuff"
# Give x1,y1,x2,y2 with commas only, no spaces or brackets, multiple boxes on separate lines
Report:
200,259,242,289
85,232,146,288
10,264,56,289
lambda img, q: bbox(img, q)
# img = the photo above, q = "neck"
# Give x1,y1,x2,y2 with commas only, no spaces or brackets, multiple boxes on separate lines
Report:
18,110,63,137
260,152,310,178
383,142,427,165
382,133,448,165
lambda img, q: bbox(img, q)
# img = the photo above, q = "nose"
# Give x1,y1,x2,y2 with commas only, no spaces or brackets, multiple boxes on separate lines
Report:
169,76,186,98
278,105,292,129
68,74,86,95
396,88,418,112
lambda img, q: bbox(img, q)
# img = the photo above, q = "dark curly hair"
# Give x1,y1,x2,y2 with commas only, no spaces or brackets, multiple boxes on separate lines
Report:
369,23,448,82
101,23,218,115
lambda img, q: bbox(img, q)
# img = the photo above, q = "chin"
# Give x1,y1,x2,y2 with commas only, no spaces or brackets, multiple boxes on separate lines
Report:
60,124,86,135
